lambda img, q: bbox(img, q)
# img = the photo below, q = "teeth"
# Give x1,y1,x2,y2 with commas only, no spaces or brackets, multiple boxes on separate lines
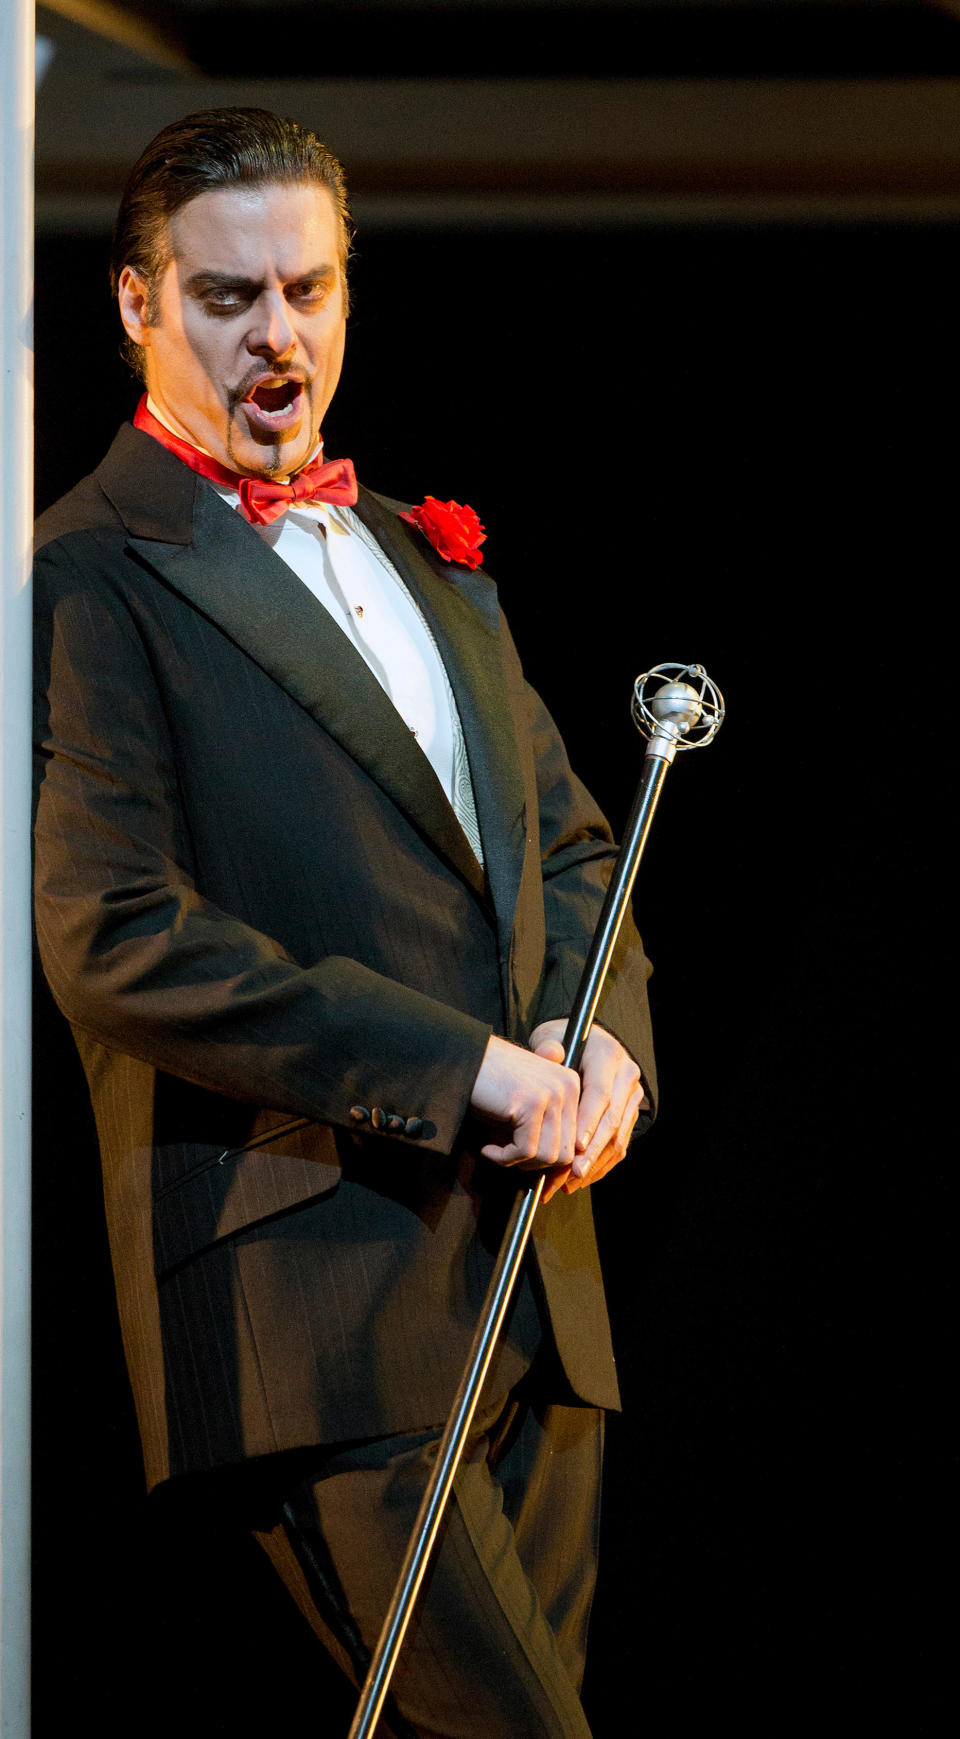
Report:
248,397,298,419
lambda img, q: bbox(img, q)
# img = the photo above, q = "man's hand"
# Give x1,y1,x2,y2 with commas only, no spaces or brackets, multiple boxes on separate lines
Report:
528,1020,648,1201
469,1034,581,1173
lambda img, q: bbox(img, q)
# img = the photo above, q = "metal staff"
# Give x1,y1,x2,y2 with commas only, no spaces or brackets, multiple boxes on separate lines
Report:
348,661,725,1739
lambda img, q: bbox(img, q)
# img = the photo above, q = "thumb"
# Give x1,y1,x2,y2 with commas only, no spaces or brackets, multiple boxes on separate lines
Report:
533,1038,566,1064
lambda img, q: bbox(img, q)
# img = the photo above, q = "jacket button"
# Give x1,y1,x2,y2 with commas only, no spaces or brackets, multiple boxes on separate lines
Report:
404,1116,424,1139
370,1106,386,1130
386,1113,405,1134
349,1106,370,1125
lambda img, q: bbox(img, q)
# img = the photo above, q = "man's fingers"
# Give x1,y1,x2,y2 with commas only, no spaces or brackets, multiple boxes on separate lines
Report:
572,1102,619,1177
564,1083,644,1192
576,1112,618,1175
470,1034,580,1169
573,1031,640,1155
534,1069,578,1167
480,1096,546,1167
479,1064,579,1169
560,1067,580,1163
533,1038,594,1161
575,1082,612,1155
573,1060,640,1174
532,1040,576,1160
492,1069,644,1191
541,1164,572,1203
588,1087,644,1186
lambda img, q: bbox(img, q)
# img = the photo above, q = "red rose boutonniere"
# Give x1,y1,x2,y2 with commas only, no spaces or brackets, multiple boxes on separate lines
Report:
399,496,486,570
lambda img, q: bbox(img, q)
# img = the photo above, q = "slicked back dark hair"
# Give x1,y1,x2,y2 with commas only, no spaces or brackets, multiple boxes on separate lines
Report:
110,106,352,379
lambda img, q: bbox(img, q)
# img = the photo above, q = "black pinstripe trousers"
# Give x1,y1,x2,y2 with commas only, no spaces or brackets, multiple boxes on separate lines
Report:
252,1360,604,1739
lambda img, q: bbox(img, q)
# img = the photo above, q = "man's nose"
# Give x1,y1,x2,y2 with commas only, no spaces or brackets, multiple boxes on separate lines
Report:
247,293,296,360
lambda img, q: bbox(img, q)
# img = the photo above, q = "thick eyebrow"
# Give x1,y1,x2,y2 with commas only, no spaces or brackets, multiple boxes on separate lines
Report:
183,265,336,295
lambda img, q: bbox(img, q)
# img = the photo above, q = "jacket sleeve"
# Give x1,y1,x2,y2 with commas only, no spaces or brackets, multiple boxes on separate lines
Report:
525,679,658,1122
32,538,492,1152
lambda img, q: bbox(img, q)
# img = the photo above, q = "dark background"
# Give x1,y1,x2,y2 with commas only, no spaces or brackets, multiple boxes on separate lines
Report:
33,210,942,1733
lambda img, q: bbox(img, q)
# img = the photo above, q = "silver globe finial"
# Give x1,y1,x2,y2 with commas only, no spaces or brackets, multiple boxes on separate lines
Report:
631,662,725,763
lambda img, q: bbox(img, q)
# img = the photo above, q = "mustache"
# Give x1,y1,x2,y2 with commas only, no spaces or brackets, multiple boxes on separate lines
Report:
227,365,307,414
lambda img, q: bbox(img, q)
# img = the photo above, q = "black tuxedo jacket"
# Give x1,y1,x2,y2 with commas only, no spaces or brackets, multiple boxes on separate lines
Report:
33,424,657,1492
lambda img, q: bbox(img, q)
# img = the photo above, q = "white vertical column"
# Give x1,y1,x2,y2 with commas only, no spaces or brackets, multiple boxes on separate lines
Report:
0,0,34,1733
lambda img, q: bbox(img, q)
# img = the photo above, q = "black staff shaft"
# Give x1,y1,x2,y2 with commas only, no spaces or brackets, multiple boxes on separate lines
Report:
347,745,671,1739
559,749,669,1074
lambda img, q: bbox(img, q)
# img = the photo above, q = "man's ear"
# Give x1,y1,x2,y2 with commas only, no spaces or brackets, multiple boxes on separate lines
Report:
117,266,153,349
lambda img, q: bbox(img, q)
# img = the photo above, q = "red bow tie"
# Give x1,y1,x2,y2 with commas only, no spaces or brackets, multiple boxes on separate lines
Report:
133,396,358,527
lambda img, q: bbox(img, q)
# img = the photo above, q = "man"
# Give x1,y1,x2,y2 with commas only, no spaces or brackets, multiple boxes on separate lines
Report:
33,108,656,1737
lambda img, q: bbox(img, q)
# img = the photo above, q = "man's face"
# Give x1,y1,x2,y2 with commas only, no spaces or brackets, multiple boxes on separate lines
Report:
119,180,347,478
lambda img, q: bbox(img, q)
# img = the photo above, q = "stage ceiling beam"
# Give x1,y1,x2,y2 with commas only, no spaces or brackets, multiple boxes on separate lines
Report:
38,0,196,74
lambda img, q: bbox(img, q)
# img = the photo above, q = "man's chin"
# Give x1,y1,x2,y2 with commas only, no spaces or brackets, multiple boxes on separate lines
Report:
229,429,313,481
229,392,316,477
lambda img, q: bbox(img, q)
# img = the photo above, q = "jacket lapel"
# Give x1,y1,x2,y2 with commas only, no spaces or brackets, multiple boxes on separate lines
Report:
98,426,485,899
353,487,528,951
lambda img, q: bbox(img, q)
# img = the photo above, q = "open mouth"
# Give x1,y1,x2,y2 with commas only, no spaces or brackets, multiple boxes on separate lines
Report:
241,376,306,433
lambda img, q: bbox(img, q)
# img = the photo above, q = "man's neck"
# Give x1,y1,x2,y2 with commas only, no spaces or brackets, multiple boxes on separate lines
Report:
145,394,217,460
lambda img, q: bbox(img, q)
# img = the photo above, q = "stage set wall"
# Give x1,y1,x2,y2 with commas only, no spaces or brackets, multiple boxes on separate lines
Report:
32,211,939,1735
